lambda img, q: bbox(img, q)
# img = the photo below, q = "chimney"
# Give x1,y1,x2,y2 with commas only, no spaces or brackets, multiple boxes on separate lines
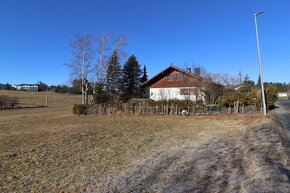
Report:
186,68,192,73
194,68,200,77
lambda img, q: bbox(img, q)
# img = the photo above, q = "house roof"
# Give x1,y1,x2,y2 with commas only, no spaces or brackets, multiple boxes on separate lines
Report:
17,84,38,86
142,65,197,87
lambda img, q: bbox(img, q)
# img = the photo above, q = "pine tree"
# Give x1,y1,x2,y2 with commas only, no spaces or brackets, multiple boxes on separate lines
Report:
106,50,122,101
140,65,148,83
244,74,250,81
240,80,255,92
140,65,149,98
93,82,109,104
121,55,142,102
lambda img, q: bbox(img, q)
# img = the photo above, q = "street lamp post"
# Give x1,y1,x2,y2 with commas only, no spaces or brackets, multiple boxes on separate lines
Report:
254,11,267,116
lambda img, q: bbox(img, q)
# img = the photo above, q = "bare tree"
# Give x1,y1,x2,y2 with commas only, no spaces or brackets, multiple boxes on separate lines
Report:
200,78,224,104
206,72,240,86
182,64,242,104
94,33,127,84
8,97,18,109
0,95,18,109
195,69,242,104
194,72,226,104
95,33,110,84
0,95,9,109
66,34,95,105
113,34,127,62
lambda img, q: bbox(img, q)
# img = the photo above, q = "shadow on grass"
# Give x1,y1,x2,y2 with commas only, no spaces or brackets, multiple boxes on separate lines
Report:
0,105,48,111
265,158,290,181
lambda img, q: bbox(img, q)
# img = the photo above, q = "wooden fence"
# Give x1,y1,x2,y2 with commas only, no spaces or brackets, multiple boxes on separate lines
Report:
86,103,257,115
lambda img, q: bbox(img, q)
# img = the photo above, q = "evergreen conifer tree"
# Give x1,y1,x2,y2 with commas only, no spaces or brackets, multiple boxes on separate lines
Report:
106,50,122,101
121,55,142,101
140,65,149,98
93,82,109,104
140,65,148,83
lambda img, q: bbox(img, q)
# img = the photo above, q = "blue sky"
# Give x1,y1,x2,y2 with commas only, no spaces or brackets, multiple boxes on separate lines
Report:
1,0,290,85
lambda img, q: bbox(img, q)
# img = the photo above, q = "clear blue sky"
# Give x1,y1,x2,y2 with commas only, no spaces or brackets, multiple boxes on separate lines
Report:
1,0,290,85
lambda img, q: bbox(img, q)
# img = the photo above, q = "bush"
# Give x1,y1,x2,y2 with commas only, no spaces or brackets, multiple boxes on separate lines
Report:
0,95,9,109
7,97,19,109
73,104,87,116
69,87,82,94
0,95,19,109
53,85,69,94
265,85,278,110
218,88,257,108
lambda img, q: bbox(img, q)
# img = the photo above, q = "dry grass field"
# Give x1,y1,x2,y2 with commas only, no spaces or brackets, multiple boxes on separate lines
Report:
0,90,290,192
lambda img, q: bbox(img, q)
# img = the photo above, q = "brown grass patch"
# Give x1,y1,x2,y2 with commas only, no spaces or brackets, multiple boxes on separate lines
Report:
3,90,284,192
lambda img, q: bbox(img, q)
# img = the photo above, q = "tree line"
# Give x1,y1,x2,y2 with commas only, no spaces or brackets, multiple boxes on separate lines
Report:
185,70,280,112
217,75,279,111
94,52,149,103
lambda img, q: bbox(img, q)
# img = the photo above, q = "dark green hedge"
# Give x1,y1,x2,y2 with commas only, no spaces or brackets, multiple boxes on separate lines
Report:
73,104,87,116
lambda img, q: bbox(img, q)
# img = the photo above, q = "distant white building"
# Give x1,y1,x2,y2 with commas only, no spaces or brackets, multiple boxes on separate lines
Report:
278,92,288,98
12,84,38,92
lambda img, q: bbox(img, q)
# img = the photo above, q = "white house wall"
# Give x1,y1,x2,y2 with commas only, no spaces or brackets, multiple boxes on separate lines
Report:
278,93,288,97
12,85,38,92
150,87,197,101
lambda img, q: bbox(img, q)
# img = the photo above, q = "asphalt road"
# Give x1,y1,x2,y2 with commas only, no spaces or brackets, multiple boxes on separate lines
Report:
275,99,290,140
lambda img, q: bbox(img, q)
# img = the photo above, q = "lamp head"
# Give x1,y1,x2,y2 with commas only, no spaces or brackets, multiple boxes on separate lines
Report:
254,11,264,16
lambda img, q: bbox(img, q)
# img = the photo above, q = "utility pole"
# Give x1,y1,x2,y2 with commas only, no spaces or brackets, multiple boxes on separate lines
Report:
254,11,267,116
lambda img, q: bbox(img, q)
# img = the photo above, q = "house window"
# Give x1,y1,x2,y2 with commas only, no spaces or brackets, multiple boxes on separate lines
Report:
180,89,189,95
167,75,173,80
176,74,184,80
180,88,196,95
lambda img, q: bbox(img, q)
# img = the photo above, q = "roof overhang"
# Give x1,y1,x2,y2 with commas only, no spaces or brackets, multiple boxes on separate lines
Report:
142,65,196,87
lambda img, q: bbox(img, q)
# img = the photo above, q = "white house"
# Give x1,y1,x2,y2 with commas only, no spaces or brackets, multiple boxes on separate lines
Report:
142,65,203,101
12,84,38,92
278,92,288,98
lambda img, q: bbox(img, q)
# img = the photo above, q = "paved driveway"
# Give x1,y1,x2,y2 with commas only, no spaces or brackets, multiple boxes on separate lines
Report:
275,99,290,140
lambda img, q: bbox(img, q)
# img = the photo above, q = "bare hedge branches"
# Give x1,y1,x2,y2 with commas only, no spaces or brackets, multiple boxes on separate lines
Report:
0,95,19,109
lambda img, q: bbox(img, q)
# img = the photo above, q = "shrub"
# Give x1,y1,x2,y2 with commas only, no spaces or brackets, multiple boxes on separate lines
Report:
218,88,257,108
0,95,9,109
7,97,19,109
265,85,278,110
73,104,86,116
0,95,19,109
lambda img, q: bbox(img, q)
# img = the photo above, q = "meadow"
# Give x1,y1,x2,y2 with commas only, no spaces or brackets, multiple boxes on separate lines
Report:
0,90,289,192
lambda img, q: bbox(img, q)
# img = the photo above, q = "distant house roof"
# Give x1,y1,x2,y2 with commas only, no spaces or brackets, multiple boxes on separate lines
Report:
18,84,38,86
142,65,198,87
